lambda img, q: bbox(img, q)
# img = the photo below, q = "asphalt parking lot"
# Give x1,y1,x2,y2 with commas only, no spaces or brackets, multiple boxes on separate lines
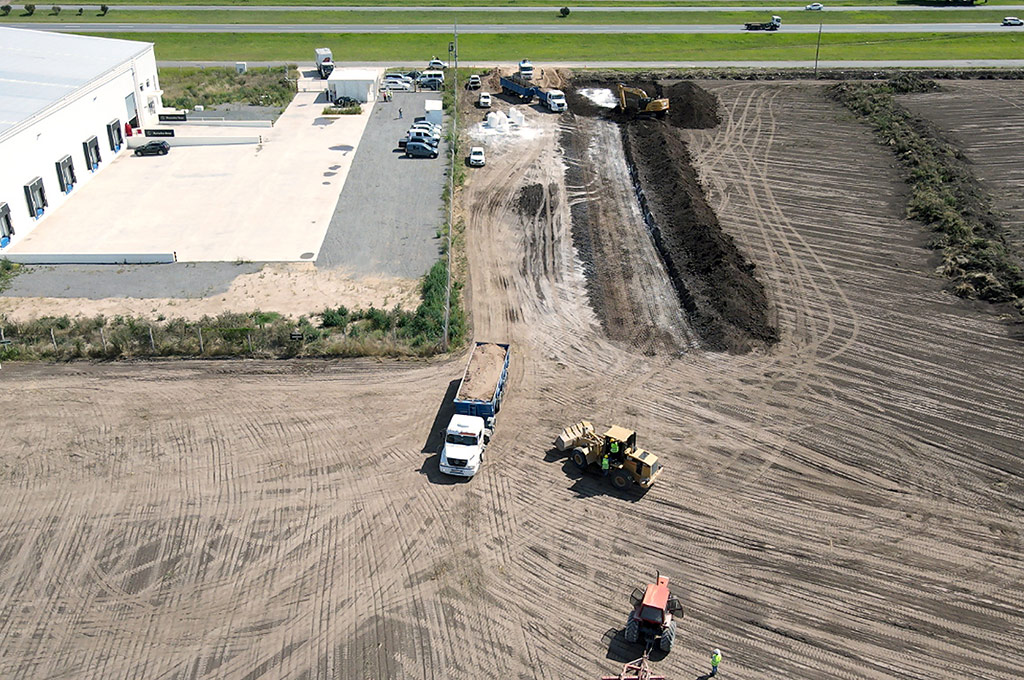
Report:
317,91,447,278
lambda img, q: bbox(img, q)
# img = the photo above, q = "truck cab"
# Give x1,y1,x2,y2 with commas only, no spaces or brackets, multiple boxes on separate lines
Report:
518,59,535,80
440,414,492,477
545,89,567,112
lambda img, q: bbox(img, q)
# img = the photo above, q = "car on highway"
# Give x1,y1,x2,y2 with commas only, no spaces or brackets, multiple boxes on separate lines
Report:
134,140,170,157
427,57,447,70
468,147,486,167
1002,16,1023,25
406,140,439,158
478,92,492,108
805,2,824,9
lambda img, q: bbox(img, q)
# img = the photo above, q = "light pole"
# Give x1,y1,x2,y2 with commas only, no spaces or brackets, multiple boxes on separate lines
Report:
442,24,458,352
814,22,823,78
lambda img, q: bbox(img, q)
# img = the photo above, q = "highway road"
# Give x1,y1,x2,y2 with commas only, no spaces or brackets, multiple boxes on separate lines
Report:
31,21,1024,31
9,3,1024,10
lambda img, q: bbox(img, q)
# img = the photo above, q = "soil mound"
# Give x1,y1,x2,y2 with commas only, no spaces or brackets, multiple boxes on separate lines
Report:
623,120,777,352
565,76,775,352
565,78,720,130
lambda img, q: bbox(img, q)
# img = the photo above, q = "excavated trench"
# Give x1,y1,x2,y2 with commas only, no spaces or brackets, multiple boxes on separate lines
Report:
564,79,778,353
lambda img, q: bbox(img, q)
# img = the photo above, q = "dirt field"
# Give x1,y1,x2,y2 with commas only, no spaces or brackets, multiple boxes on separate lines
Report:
900,81,1024,251
1,78,1023,680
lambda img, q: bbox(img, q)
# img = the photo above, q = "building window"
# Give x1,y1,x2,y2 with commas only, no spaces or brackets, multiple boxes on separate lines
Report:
24,177,47,219
56,155,77,194
106,119,123,151
0,202,13,243
83,136,102,170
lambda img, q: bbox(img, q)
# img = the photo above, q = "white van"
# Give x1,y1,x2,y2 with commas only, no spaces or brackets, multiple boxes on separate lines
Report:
419,70,445,84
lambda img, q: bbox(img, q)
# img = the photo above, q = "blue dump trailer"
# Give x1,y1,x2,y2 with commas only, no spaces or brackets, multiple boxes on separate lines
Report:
499,76,568,113
453,341,510,422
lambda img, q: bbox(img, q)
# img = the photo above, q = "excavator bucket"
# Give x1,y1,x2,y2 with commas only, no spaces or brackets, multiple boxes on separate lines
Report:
555,420,594,451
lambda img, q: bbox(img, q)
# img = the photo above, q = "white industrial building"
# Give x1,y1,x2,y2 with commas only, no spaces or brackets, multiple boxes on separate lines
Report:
0,27,162,252
326,68,380,104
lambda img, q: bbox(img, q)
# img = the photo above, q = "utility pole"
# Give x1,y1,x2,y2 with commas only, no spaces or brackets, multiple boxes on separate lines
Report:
814,22,823,78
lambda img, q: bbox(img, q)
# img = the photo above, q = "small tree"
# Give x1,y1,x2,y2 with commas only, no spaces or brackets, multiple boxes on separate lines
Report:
99,3,108,14
560,6,570,16
77,6,83,14
24,4,36,15
0,4,11,15
51,5,61,14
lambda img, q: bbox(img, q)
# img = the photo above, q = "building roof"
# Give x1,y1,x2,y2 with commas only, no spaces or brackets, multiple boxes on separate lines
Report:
327,68,379,82
0,27,152,140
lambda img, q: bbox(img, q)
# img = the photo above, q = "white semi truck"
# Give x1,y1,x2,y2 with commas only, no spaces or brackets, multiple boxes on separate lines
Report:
439,342,510,478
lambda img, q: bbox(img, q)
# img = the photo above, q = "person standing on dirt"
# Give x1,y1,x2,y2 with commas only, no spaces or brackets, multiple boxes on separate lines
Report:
710,648,722,676
601,452,610,476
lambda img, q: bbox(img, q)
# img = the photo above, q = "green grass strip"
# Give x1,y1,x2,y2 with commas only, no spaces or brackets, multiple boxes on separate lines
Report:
92,32,1024,62
19,0,1021,7
3,8,1023,23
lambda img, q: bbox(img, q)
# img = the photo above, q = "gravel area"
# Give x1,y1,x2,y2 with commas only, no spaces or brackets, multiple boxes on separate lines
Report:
186,103,283,122
316,91,447,278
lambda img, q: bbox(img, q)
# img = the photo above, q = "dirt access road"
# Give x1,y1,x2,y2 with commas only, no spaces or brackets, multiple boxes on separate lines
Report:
1,78,1023,679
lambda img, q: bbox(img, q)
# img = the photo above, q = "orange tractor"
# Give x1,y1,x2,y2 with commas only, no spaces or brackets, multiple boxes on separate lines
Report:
624,574,683,653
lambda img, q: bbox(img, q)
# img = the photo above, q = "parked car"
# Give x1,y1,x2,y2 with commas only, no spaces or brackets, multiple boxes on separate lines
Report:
134,141,170,156
403,70,422,80
407,128,441,145
410,121,442,134
383,80,413,91
427,57,447,70
406,140,439,158
467,75,482,90
805,2,824,9
468,147,486,167
478,92,492,108
419,78,444,91
1002,16,1023,25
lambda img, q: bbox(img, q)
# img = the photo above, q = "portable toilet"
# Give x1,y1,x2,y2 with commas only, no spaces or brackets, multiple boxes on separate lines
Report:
425,99,443,126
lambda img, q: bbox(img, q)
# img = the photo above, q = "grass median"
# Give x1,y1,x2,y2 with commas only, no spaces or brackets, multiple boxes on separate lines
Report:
2,9,1020,23
23,0,1023,6
97,31,1024,62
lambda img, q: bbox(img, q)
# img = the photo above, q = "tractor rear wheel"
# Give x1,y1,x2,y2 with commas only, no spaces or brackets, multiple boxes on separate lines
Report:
572,448,588,469
611,470,630,489
624,617,639,643
660,620,676,652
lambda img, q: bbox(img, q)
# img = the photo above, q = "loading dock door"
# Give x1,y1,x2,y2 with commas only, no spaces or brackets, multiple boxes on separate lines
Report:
0,202,12,242
125,93,139,128
107,119,123,151
24,177,47,218
83,136,101,170
56,155,77,193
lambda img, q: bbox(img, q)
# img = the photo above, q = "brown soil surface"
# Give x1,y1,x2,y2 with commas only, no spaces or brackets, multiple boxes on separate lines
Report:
900,81,1024,252
1,80,1023,680
456,342,508,401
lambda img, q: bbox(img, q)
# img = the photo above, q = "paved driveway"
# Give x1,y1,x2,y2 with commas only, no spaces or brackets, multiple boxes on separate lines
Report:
317,91,447,279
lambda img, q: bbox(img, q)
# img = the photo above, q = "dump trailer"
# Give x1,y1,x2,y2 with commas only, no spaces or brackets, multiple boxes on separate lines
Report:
499,75,568,112
744,15,781,30
315,48,335,78
439,342,510,477
555,421,664,490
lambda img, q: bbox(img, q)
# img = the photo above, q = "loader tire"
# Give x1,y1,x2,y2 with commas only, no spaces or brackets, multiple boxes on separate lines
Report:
572,448,588,470
611,470,630,490
624,618,639,644
660,620,676,653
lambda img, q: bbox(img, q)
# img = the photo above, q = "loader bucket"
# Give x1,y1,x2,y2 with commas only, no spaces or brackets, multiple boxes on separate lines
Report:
555,420,594,451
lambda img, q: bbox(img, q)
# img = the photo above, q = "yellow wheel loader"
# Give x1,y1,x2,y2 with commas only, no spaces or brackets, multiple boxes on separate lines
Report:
555,421,664,490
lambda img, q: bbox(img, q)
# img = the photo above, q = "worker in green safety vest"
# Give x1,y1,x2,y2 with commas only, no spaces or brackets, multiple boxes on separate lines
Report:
609,439,620,460
710,648,722,676
601,453,610,476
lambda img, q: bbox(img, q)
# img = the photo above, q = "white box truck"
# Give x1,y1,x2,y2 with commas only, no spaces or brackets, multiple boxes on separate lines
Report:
315,48,335,79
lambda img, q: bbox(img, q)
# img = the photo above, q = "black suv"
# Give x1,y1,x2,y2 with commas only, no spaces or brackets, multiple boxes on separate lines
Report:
134,141,170,157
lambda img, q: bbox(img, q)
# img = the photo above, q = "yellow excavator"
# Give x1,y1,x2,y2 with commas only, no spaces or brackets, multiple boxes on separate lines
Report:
617,83,670,118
